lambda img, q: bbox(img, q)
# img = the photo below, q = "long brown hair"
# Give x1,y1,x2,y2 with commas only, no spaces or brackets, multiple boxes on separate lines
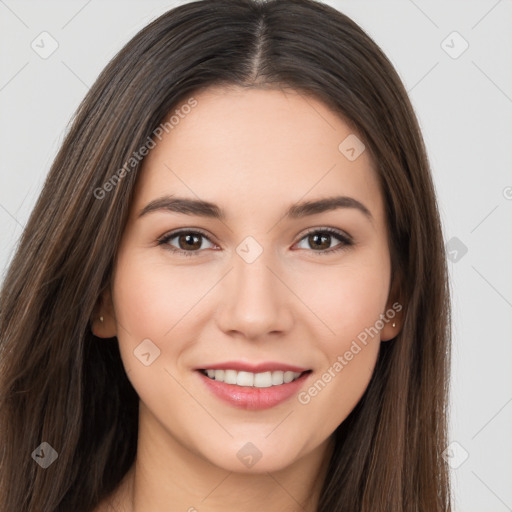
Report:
0,0,451,510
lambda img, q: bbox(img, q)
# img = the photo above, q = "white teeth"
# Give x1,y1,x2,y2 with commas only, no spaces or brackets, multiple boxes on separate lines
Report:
254,371,272,388
202,369,303,387
283,371,296,383
224,369,237,384
236,371,254,387
271,371,284,385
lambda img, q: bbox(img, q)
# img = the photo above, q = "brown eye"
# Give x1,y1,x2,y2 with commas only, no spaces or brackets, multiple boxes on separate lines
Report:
307,232,332,250
158,230,216,256
295,228,353,255
177,233,202,251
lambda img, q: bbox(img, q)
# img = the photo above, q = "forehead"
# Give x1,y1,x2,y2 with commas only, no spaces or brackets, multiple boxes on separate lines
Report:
132,86,384,225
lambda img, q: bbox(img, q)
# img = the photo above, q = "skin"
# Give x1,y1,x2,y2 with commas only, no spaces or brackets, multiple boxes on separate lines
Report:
92,85,402,512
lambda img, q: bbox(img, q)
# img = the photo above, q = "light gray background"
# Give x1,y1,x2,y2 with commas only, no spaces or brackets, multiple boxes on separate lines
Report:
1,1,511,510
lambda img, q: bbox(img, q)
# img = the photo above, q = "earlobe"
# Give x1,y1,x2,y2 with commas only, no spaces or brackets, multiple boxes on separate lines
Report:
380,318,401,342
381,272,404,342
380,294,404,341
90,287,117,338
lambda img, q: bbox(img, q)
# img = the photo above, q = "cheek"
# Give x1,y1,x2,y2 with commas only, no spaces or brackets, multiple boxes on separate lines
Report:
297,337,379,440
112,251,213,341
294,277,385,435
291,257,388,418
292,256,390,343
110,253,204,418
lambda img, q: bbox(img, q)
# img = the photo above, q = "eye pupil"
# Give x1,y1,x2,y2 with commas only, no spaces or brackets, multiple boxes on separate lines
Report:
180,234,201,250
310,233,330,250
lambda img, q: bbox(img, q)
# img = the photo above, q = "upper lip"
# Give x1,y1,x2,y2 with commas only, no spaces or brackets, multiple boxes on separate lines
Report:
196,361,310,373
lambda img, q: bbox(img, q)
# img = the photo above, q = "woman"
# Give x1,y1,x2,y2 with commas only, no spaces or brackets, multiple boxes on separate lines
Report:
0,0,452,510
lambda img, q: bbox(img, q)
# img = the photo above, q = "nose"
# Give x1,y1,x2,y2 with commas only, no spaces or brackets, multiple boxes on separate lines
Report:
215,247,294,341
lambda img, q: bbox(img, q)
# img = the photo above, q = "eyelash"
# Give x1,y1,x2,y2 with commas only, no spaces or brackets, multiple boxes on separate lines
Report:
157,227,353,257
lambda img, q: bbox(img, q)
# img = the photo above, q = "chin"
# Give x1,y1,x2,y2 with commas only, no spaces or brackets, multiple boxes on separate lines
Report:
193,436,308,475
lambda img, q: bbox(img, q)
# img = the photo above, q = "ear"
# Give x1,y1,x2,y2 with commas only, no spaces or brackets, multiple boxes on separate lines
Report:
380,271,404,342
90,285,117,338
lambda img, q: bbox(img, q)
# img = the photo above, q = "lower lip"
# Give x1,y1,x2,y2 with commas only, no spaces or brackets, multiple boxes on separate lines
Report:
197,371,311,410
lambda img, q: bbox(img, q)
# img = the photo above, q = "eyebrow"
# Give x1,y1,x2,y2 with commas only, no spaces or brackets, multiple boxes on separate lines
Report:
137,195,373,223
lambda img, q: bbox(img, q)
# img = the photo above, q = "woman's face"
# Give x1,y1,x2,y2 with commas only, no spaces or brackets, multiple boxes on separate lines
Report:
100,85,400,473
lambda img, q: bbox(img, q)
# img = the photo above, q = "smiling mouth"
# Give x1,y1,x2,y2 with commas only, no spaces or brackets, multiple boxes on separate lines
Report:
198,368,312,387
